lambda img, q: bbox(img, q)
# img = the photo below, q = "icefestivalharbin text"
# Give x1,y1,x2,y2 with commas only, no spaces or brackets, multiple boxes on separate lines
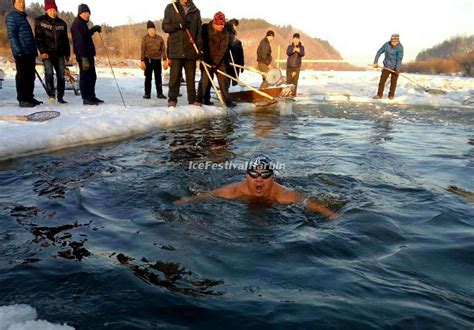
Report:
188,161,286,171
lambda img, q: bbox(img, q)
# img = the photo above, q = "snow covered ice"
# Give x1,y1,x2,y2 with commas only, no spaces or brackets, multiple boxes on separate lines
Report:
0,64,473,161
0,304,74,330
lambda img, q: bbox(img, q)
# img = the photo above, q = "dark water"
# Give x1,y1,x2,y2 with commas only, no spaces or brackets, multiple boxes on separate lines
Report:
1,102,473,329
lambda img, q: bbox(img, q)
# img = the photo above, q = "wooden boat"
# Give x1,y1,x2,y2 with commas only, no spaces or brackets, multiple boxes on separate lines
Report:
229,85,294,104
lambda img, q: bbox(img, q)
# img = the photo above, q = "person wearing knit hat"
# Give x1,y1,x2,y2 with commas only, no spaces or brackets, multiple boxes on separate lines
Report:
257,30,275,89
34,0,71,103
372,33,404,100
71,4,104,105
141,20,167,99
197,11,236,107
286,32,305,96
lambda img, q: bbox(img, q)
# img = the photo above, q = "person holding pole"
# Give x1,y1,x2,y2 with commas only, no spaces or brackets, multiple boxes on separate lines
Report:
6,0,40,108
226,18,244,86
286,33,305,97
257,30,274,89
162,0,202,108
372,34,404,100
197,12,235,108
71,4,103,105
35,0,70,104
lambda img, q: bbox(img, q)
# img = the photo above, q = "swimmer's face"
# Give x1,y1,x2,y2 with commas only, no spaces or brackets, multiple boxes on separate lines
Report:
246,170,274,197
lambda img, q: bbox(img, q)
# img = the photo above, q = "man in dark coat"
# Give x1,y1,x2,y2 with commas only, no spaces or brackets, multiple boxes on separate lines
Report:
141,20,167,99
35,0,70,104
197,11,235,107
6,0,41,107
226,18,244,86
71,3,103,105
372,34,404,100
257,30,274,89
162,0,202,108
286,33,305,96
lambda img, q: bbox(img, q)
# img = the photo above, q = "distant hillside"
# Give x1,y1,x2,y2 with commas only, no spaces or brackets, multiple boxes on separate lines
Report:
1,1,353,70
416,35,474,61
403,35,474,76
97,18,353,70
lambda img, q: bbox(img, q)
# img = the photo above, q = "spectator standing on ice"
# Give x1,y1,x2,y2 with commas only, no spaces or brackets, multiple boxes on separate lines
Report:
162,0,202,108
35,0,70,104
140,21,168,100
6,0,41,108
372,34,404,100
225,18,244,86
71,3,103,105
286,33,305,96
197,11,235,107
257,30,275,89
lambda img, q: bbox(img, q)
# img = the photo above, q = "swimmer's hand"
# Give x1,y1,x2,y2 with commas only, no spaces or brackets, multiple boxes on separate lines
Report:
302,197,340,220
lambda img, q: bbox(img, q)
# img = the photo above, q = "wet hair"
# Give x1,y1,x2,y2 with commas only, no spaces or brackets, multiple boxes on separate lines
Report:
247,154,275,172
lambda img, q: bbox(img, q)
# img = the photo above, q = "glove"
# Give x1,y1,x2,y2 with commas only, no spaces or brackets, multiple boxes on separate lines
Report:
40,53,49,60
90,25,102,34
81,57,90,72
140,61,146,70
163,59,169,71
210,65,218,73
179,21,190,30
373,63,379,68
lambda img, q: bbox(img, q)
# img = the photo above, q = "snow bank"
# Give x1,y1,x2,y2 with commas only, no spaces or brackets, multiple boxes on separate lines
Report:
1,66,472,161
0,305,73,330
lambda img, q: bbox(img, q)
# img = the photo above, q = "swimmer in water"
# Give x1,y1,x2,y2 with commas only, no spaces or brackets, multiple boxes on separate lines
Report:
176,154,339,219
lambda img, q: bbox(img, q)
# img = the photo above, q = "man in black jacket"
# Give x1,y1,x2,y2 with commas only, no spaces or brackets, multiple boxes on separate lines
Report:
286,33,305,96
257,30,274,89
162,0,202,108
197,12,234,107
71,4,102,105
35,0,70,104
226,18,244,86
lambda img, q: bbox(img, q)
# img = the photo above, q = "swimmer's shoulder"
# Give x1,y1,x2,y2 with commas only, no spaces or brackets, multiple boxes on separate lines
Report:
212,182,246,200
273,184,302,205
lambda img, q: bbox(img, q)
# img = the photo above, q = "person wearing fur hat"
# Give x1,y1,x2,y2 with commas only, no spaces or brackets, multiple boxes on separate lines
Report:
372,34,404,100
140,20,167,99
35,0,70,104
197,11,235,107
71,3,103,105
6,0,41,107
286,33,305,96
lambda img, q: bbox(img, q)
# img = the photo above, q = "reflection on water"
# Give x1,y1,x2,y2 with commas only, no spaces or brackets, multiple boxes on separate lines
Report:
0,102,473,328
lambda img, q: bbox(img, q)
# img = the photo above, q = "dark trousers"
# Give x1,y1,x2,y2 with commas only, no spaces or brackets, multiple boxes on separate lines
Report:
168,58,196,104
377,68,399,97
77,56,97,101
44,56,66,98
286,67,301,96
14,55,36,102
144,58,163,96
197,64,232,105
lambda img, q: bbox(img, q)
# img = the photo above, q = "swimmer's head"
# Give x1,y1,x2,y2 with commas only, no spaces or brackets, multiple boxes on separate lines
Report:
247,154,275,172
246,154,275,197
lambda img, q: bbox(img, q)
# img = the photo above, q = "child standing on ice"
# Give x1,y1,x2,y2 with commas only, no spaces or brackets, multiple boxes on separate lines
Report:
140,21,168,100
372,34,404,100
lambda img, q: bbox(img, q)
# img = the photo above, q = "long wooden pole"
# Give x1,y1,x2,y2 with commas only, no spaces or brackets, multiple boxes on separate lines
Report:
203,62,275,102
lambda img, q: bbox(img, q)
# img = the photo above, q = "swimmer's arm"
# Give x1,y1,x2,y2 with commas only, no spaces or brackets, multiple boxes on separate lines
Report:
175,184,241,206
296,193,339,220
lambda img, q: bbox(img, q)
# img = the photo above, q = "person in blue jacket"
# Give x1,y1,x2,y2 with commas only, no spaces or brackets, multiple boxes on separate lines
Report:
71,4,103,105
372,34,404,99
286,33,305,96
6,0,41,108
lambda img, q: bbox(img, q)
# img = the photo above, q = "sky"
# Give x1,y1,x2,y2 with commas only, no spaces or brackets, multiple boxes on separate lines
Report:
51,0,473,63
